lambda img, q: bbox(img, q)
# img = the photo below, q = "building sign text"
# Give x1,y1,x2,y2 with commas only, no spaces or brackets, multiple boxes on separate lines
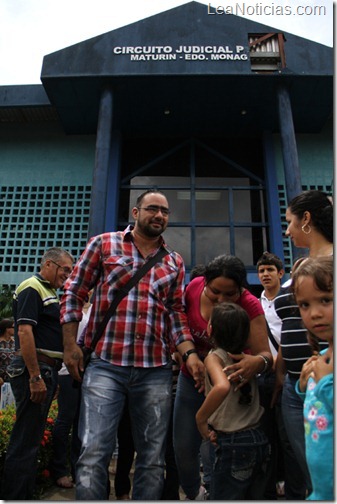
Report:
113,45,248,62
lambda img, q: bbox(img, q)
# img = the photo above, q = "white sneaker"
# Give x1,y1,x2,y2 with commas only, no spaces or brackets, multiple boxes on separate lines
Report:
185,486,207,500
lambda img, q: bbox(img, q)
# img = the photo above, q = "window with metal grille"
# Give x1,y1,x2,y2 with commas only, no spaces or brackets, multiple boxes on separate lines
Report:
0,185,91,277
249,33,286,71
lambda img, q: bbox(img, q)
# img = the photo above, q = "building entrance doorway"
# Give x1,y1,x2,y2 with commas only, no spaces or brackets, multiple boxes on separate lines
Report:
118,137,268,275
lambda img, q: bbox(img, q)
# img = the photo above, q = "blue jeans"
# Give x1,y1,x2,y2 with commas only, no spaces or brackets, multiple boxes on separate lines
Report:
211,427,269,500
76,353,172,500
2,356,58,499
173,372,214,499
282,374,312,494
114,399,135,498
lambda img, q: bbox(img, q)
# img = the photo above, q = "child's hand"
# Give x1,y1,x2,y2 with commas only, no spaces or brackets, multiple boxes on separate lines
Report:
196,420,218,446
208,429,218,447
299,355,318,392
312,352,333,383
195,412,216,442
196,420,209,439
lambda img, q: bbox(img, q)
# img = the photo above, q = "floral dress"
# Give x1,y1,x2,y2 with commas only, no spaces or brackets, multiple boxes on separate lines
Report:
296,349,333,500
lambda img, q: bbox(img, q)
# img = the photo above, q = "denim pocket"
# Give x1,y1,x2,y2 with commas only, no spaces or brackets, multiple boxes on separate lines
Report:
231,447,256,481
7,357,26,378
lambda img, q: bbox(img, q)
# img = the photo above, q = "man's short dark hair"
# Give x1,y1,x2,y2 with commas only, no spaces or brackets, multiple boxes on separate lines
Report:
256,251,283,272
136,189,166,207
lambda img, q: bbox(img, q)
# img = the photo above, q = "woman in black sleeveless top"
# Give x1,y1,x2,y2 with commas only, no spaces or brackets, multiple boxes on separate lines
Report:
273,190,333,499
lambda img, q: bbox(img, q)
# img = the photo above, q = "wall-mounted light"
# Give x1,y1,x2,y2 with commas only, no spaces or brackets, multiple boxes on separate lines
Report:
241,109,247,115
164,109,171,115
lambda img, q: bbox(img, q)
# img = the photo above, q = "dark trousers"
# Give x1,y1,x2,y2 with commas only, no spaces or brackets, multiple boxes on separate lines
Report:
50,373,81,481
258,372,307,500
161,406,180,500
2,357,58,499
258,372,282,499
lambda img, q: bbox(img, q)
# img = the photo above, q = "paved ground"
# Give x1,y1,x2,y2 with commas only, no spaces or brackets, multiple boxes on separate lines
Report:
42,458,186,501
42,458,123,500
43,484,77,501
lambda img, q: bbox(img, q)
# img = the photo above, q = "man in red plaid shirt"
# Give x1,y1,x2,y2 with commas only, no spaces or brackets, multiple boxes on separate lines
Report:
60,189,204,500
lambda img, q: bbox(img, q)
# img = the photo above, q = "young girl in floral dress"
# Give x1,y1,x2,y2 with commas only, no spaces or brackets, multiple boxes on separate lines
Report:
292,256,333,501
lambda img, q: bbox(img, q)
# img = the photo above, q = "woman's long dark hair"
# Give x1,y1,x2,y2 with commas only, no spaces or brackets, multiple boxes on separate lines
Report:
190,255,249,290
288,190,333,243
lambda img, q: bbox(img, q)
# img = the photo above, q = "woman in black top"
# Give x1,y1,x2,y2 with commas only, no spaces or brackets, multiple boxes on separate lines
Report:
273,190,333,499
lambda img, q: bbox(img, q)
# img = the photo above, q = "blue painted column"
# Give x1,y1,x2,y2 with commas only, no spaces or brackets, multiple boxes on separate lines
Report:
105,130,122,231
278,84,305,261
88,86,113,238
263,131,284,261
277,84,302,202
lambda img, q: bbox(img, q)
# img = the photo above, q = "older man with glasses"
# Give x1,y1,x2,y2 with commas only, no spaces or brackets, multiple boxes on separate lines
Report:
1,247,74,500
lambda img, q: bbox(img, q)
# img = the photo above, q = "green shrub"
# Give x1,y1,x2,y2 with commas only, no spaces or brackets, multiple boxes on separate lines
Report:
0,285,14,319
0,399,59,498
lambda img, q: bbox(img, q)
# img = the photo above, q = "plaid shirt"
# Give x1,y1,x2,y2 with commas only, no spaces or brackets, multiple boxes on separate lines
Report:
60,226,193,367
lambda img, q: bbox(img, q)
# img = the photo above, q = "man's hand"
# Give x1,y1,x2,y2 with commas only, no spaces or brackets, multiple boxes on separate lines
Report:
186,353,205,393
18,324,47,402
63,343,84,382
62,321,83,382
29,378,47,404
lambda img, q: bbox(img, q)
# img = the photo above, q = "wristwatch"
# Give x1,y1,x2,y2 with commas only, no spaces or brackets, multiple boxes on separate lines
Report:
182,349,198,362
29,374,42,383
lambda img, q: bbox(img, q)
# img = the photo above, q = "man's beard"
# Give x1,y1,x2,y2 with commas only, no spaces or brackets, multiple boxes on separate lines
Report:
137,220,166,237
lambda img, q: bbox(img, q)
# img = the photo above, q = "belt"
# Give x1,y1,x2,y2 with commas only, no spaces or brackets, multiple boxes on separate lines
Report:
15,351,62,371
36,353,62,371
215,423,261,435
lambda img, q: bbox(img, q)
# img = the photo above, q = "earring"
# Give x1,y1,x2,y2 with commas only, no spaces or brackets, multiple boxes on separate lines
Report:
301,224,311,235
